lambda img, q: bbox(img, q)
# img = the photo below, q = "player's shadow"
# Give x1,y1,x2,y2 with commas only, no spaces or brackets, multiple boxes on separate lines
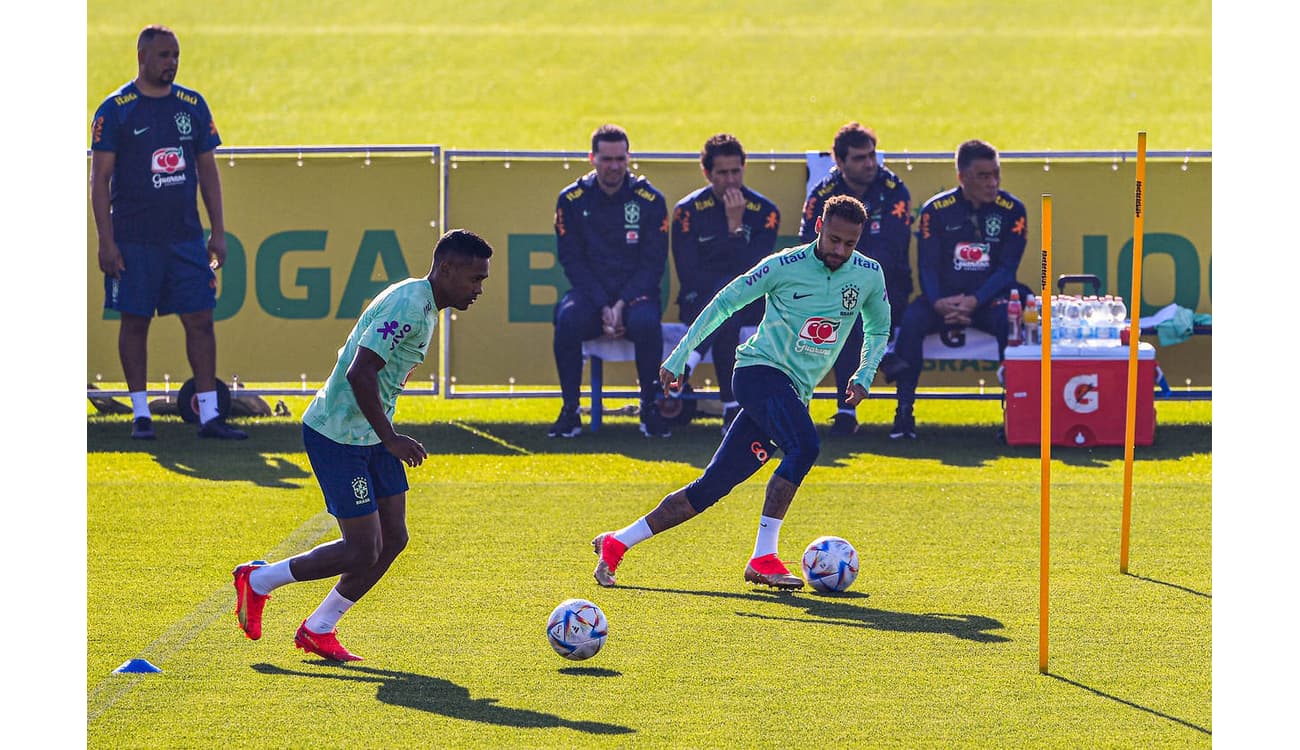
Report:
617,585,1008,643
1046,672,1210,736
251,663,634,735
86,419,313,487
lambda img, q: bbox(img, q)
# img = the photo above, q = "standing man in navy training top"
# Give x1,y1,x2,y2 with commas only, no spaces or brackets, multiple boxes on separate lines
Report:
670,134,781,434
549,124,672,439
90,25,245,440
800,122,913,437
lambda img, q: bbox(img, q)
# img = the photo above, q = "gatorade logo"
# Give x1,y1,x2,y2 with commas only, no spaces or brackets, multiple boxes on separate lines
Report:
1063,374,1099,414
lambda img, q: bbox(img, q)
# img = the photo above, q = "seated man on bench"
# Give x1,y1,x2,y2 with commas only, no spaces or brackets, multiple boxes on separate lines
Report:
549,124,671,438
670,134,780,434
891,139,1029,439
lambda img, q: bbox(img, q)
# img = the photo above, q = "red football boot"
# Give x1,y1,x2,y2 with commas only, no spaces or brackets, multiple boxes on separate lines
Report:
232,562,270,640
592,532,628,587
743,553,805,590
294,621,363,662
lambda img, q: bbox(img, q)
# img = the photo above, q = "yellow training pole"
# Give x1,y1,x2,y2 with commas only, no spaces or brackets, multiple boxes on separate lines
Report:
1120,133,1147,574
1039,194,1053,674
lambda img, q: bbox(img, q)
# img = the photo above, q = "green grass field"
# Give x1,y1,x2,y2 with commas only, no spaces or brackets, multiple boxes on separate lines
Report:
79,2,1216,747
86,1,1211,152
88,397,1210,748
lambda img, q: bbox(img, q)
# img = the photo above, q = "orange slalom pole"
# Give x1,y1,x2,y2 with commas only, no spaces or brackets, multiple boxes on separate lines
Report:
1039,194,1053,674
1120,133,1147,575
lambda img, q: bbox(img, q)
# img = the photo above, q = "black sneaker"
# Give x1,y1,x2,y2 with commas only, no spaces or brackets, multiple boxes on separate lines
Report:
829,412,858,437
640,404,671,438
131,416,155,440
547,407,582,438
889,412,917,440
720,405,741,436
198,416,249,440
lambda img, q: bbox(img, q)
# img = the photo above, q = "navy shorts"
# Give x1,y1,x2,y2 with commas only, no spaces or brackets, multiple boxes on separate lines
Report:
684,365,818,512
104,238,216,317
302,424,409,519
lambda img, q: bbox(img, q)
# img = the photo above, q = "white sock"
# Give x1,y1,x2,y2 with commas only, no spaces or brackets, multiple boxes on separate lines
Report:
197,391,219,423
612,517,654,548
305,587,356,634
752,515,783,558
130,391,151,419
249,559,297,596
686,349,703,372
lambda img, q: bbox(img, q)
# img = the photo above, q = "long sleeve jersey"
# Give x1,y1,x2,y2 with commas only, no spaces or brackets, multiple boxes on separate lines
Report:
799,166,913,295
554,171,669,307
670,185,780,308
915,187,1028,306
662,240,891,404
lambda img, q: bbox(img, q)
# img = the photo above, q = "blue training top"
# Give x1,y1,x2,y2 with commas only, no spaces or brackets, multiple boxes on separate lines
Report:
91,81,222,243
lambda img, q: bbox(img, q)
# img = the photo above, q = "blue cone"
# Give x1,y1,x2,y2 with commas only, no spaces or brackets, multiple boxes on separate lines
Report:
113,658,162,674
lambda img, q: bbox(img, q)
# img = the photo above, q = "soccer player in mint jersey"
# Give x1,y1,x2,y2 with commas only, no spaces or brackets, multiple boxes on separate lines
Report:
232,230,492,661
592,195,891,590
90,25,245,440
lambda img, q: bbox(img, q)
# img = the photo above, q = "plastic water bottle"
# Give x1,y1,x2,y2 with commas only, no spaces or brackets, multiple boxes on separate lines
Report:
1096,295,1118,341
1006,289,1023,346
1108,294,1128,330
1060,295,1083,341
1080,295,1100,344
1023,294,1040,345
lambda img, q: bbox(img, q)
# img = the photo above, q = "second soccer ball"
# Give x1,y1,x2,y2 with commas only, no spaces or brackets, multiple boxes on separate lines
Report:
800,536,860,592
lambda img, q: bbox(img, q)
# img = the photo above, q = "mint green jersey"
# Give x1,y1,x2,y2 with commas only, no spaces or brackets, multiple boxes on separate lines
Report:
663,241,891,404
302,278,437,445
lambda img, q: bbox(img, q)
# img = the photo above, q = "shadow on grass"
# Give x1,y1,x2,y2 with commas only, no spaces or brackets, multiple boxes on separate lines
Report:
618,585,1008,643
1124,572,1211,599
819,422,1212,469
251,662,634,735
558,666,621,677
88,416,1212,479
1047,672,1210,736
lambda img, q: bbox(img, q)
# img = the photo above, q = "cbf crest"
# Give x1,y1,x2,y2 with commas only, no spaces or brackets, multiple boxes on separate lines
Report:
840,284,860,315
984,214,1002,238
624,202,641,226
174,111,192,136
351,476,370,501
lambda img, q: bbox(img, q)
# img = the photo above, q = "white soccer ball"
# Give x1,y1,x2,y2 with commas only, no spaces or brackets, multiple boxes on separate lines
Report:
801,535,860,592
546,598,608,660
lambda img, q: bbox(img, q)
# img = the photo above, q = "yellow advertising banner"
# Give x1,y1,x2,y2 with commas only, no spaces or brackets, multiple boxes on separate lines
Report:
445,155,1211,390
88,151,1210,391
87,154,444,384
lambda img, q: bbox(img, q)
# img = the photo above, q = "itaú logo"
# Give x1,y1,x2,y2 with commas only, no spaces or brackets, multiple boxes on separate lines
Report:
1063,374,1099,414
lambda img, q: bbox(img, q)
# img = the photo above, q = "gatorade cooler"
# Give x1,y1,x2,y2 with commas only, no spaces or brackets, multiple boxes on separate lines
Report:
1002,342,1157,447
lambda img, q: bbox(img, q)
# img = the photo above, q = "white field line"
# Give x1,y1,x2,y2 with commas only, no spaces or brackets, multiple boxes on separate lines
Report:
87,511,339,725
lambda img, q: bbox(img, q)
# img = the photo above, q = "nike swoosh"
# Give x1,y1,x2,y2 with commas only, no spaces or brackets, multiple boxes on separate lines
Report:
417,341,427,348
134,127,149,135
945,224,964,231
699,234,717,242
793,292,813,300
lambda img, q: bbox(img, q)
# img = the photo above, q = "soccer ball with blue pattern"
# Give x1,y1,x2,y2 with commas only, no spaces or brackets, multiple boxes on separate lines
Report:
546,598,608,660
801,536,860,592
